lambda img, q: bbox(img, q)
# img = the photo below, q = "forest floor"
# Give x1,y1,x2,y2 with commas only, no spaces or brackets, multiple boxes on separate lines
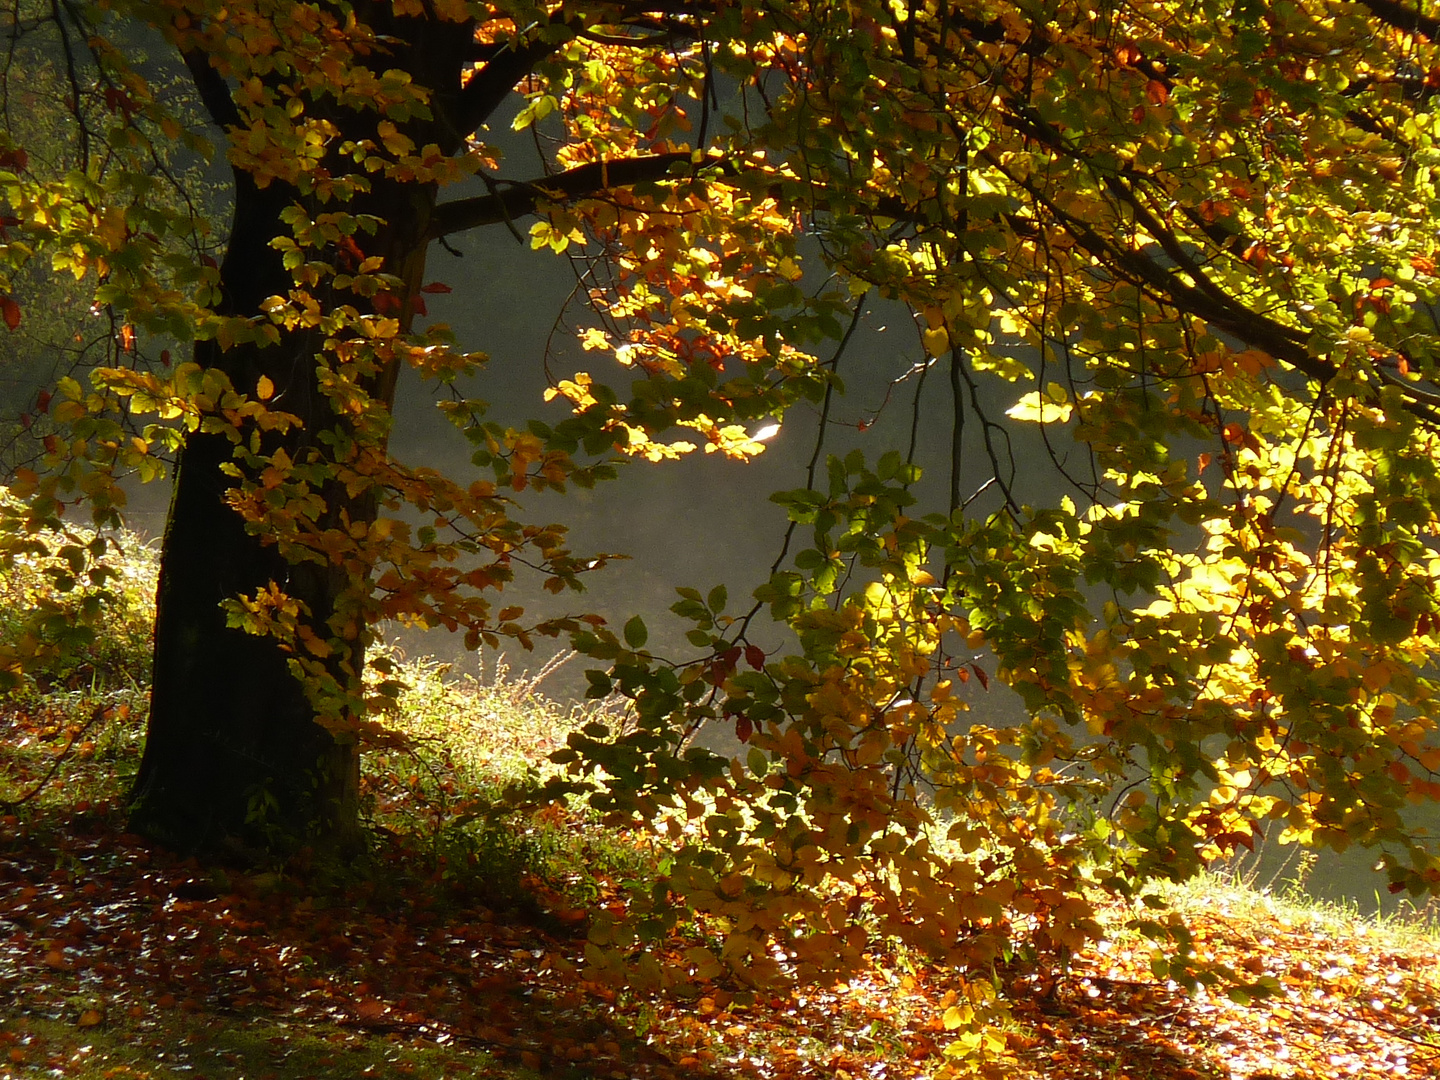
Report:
3,674,1440,1080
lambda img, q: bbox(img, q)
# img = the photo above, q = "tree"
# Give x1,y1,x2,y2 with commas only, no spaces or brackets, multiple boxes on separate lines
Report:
5,0,1440,1056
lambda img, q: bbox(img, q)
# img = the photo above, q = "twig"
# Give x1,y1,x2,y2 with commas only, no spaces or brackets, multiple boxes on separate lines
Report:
0,704,105,810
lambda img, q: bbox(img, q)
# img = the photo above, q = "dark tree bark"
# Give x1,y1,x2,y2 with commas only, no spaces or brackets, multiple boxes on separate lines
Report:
127,167,404,854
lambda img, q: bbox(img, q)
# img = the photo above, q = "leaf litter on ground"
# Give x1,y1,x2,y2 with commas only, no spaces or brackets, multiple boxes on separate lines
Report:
2,684,1440,1080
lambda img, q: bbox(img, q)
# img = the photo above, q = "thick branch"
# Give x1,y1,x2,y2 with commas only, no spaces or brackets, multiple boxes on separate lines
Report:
985,106,1328,375
181,48,241,130
1045,179,1320,373
449,33,567,144
448,9,705,143
1358,0,1440,40
427,151,699,239
577,27,689,48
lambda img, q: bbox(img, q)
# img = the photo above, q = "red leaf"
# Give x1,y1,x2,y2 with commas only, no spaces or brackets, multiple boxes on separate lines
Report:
709,646,742,686
1215,830,1256,852
35,389,50,413
104,88,135,116
744,644,766,670
1242,242,1268,265
0,295,19,331
735,715,753,743
0,148,27,170
411,295,427,316
970,662,989,690
420,281,452,293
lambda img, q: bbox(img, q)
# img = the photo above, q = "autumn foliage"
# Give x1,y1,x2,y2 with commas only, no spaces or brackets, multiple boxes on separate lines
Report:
3,0,1440,1070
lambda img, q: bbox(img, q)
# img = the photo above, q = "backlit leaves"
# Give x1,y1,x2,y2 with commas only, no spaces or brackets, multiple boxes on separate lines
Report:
5,0,1440,1068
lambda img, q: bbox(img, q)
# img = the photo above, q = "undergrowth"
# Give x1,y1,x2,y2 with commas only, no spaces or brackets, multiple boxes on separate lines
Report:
0,517,155,814
359,646,657,919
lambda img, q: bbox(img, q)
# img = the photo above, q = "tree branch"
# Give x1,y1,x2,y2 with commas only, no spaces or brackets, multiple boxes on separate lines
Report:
1358,0,1440,40
994,157,1323,373
180,48,241,130
577,27,688,48
449,30,568,140
427,151,700,239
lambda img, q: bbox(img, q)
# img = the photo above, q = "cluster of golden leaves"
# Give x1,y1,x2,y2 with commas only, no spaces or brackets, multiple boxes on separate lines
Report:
3,0,1440,1071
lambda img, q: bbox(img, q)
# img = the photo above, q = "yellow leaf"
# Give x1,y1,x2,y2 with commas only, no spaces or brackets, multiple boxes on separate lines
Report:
1006,383,1073,423
256,375,274,400
943,1004,971,1030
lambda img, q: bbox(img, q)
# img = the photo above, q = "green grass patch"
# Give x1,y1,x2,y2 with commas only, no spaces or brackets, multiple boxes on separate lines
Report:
0,1009,534,1080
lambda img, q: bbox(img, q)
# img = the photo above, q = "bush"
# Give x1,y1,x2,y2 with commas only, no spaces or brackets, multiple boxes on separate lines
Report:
0,492,157,694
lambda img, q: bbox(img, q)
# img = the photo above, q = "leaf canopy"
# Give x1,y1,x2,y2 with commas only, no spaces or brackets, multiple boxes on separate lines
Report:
4,0,1440,1066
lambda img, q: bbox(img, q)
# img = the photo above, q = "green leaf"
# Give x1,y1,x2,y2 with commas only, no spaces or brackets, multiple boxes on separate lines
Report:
623,615,648,649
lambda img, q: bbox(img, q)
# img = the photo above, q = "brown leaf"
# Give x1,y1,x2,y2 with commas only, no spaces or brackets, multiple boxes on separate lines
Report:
355,998,388,1021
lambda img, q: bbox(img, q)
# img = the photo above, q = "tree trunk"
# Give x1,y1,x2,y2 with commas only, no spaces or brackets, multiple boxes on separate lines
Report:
128,429,362,854
128,9,515,855
128,163,432,855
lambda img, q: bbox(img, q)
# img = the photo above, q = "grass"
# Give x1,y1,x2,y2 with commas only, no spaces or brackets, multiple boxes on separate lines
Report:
2,1010,529,1080
1164,854,1440,947
2,531,1440,1080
